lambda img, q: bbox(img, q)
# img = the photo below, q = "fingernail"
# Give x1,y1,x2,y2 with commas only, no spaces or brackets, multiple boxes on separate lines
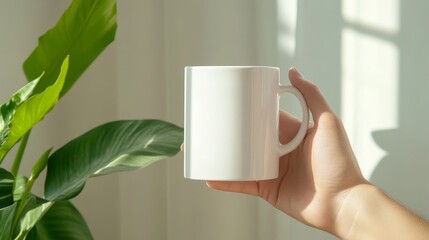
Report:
290,66,304,78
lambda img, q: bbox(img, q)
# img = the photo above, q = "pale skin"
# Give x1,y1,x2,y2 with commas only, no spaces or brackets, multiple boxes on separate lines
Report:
185,67,429,239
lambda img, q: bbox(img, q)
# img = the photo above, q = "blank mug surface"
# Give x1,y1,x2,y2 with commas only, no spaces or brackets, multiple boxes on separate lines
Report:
184,66,308,181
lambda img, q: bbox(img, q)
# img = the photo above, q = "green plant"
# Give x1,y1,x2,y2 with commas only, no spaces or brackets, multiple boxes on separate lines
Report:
0,0,183,239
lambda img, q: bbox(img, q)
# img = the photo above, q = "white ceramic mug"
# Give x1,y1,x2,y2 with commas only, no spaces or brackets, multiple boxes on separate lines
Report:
184,66,309,180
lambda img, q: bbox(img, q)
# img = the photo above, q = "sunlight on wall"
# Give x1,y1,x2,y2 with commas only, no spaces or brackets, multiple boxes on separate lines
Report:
341,0,399,179
277,0,297,57
342,0,399,34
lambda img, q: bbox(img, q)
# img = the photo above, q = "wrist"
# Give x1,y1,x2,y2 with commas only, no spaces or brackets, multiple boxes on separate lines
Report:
332,183,379,239
333,183,429,240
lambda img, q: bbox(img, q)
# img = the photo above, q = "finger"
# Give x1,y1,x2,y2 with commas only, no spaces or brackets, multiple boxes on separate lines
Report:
206,181,259,196
288,67,333,122
181,143,184,151
279,110,302,144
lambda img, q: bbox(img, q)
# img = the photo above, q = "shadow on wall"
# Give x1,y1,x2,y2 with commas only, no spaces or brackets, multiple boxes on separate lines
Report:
370,1,429,219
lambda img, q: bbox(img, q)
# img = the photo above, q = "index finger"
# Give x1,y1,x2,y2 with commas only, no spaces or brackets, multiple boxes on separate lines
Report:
288,67,334,122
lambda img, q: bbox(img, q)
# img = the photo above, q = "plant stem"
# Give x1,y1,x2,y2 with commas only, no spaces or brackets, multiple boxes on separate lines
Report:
10,175,35,239
10,148,51,238
11,130,31,176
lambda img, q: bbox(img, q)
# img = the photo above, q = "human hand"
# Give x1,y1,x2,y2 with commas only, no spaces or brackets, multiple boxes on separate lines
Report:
183,67,429,239
206,67,368,235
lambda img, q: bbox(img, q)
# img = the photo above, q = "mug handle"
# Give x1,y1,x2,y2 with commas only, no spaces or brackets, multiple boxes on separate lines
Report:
277,86,310,156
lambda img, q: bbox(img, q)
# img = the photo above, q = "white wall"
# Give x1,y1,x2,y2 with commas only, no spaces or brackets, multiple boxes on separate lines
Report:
1,1,428,240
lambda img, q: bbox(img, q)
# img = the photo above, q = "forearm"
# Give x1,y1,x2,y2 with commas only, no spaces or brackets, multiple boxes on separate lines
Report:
335,184,429,240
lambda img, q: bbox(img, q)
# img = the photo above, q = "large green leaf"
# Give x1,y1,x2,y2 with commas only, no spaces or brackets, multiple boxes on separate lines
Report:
0,203,17,240
0,168,14,209
23,0,117,97
0,78,39,136
27,201,93,240
0,78,39,155
0,57,68,161
13,196,53,240
45,120,183,200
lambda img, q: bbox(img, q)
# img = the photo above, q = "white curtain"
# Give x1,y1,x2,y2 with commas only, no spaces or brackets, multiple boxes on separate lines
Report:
1,1,428,240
